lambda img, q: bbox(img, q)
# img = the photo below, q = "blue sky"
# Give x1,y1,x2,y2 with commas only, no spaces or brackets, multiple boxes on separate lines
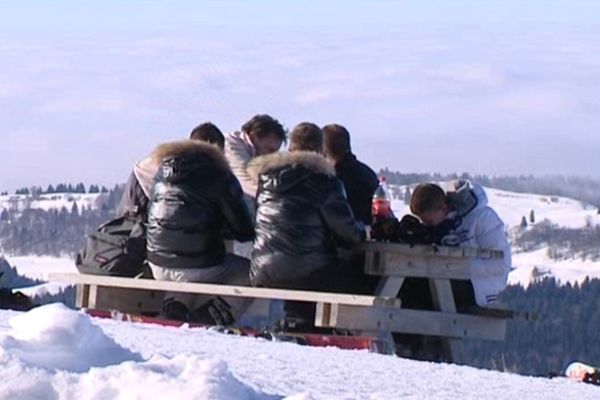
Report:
0,1,599,191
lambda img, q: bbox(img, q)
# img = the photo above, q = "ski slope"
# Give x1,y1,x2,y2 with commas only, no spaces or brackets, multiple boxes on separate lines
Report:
0,303,597,400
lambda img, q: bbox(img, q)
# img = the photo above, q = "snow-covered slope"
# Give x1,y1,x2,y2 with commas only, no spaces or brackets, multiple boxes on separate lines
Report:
0,304,597,400
0,192,106,213
390,183,600,286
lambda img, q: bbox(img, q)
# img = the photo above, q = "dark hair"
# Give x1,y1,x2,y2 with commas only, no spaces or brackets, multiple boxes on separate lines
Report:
241,114,287,143
322,123,351,160
189,122,225,150
289,122,323,153
410,183,447,216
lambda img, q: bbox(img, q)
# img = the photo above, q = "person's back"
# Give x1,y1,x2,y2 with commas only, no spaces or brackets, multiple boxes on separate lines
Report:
249,123,365,288
147,140,253,268
322,124,378,225
146,139,255,324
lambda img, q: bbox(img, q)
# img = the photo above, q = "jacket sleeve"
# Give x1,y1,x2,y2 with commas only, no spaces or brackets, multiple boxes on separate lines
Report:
470,207,512,279
220,174,256,243
225,134,258,198
116,172,149,218
320,178,366,248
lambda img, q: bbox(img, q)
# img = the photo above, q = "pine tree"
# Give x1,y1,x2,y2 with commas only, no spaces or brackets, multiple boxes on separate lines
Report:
529,209,535,224
520,216,528,229
70,202,79,217
403,187,412,205
46,184,55,194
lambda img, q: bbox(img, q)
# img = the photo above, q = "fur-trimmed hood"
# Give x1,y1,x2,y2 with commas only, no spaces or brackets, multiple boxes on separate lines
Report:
248,151,336,194
151,140,230,172
248,151,335,181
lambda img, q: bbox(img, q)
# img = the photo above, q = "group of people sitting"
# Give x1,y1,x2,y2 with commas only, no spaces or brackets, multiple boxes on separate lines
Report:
116,114,512,339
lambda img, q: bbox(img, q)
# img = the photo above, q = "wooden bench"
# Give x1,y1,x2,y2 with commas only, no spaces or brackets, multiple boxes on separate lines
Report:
49,243,513,364
314,242,512,363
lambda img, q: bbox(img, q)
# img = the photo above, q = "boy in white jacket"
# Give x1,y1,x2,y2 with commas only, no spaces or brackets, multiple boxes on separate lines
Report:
410,181,512,307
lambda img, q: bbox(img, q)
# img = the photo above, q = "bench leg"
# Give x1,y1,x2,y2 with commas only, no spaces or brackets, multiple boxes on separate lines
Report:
429,279,465,364
76,284,91,308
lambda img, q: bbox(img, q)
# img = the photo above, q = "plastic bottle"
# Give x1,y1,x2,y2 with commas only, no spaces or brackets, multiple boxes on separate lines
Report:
372,176,392,225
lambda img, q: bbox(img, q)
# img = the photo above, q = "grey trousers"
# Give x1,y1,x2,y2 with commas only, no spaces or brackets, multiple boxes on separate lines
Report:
149,254,252,320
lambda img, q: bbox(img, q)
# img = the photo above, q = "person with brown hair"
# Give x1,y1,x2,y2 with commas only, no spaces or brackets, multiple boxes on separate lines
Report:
322,124,378,225
248,122,365,327
225,114,287,203
409,180,512,308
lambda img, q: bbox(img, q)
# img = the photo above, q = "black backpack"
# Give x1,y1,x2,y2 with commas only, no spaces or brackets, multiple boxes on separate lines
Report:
75,213,147,277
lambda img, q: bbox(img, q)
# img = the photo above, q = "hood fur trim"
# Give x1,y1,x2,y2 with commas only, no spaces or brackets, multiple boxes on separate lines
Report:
248,151,335,181
151,140,229,171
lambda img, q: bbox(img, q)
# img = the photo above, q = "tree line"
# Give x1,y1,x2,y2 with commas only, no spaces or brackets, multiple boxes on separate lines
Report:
464,278,600,376
6,183,111,196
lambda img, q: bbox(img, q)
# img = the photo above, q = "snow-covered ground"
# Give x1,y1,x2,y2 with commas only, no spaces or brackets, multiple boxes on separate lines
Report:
5,256,76,282
0,303,598,400
391,183,600,286
0,192,105,213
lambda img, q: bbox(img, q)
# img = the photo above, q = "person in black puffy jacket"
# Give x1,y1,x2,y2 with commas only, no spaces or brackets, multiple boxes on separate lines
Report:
146,139,255,324
248,122,366,292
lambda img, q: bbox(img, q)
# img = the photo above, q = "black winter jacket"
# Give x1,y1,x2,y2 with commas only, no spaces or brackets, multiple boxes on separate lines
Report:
146,140,255,269
248,151,366,287
335,153,379,225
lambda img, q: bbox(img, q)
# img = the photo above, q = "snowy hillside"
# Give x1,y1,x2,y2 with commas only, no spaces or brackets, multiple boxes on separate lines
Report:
390,183,600,286
0,192,106,213
0,303,598,400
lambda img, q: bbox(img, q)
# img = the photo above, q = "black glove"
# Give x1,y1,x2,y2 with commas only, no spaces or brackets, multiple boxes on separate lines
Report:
396,215,434,245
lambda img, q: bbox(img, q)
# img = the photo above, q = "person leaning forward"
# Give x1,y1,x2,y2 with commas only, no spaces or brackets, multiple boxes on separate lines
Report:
248,122,366,328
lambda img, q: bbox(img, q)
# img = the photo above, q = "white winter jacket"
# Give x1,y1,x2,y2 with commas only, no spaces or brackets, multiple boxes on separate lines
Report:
225,131,257,198
442,181,512,307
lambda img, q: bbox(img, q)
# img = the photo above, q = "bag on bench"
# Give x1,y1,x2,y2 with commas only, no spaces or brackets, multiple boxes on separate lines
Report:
75,213,147,277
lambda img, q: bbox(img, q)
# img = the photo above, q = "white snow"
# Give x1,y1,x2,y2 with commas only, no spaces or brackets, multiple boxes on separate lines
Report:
0,192,105,213
0,304,598,399
509,248,600,287
5,256,76,281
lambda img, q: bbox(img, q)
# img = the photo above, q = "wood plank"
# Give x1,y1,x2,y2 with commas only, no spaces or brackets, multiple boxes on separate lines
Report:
316,304,507,341
429,279,465,363
366,253,473,280
48,273,395,307
360,242,503,260
76,284,91,308
91,286,163,314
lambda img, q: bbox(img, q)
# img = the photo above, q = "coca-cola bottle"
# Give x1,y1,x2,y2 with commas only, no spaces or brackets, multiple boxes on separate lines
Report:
372,176,392,226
